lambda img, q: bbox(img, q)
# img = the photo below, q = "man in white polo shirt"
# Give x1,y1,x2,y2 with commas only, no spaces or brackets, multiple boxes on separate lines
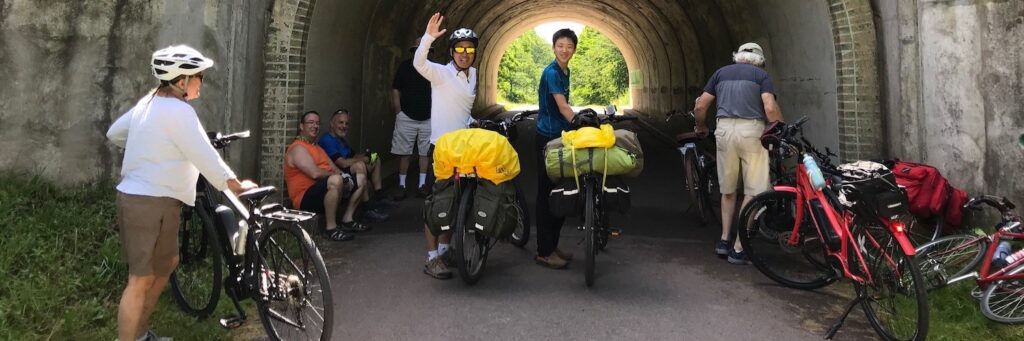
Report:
413,12,479,279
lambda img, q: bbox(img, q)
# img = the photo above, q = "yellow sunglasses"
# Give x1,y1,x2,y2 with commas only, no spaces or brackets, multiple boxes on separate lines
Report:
453,47,476,54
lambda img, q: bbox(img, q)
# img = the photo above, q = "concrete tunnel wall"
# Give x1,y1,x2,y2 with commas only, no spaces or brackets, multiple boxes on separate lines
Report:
295,0,845,187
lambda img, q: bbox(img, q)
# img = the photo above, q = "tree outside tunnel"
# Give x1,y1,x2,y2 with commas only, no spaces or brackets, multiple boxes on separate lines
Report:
497,26,630,108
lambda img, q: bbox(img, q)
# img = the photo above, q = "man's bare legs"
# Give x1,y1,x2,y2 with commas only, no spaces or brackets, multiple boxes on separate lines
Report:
324,174,343,230
343,162,368,222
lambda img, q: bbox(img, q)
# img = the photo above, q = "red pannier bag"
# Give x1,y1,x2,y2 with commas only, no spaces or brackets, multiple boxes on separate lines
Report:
889,160,968,229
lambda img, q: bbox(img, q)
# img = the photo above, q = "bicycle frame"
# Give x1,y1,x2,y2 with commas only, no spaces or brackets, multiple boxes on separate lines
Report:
975,229,1024,286
775,160,916,285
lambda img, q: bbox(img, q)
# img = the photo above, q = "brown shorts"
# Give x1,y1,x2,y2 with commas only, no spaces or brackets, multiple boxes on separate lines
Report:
117,192,183,277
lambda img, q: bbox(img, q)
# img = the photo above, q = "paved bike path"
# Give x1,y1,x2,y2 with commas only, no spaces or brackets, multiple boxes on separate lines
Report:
265,117,876,340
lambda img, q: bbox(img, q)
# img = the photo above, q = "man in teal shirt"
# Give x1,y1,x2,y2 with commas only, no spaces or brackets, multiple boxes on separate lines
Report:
534,28,578,269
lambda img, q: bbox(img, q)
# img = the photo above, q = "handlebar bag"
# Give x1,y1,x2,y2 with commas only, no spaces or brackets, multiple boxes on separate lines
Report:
471,179,519,239
433,128,521,184
423,179,458,236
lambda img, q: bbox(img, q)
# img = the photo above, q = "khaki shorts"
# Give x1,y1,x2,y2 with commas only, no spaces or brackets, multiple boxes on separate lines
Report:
715,118,770,195
391,112,431,156
117,192,183,277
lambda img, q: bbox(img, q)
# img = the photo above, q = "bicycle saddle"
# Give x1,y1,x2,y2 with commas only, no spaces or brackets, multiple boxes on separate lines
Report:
238,186,277,202
676,132,705,144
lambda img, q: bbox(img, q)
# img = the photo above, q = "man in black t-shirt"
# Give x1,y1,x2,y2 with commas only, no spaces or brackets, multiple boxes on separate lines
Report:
390,38,433,200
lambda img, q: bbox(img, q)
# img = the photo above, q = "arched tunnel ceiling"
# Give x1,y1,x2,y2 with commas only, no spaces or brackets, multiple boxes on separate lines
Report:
360,0,765,114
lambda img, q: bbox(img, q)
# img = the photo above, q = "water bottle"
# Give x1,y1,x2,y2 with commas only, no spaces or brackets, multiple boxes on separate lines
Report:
992,241,1013,268
803,154,826,191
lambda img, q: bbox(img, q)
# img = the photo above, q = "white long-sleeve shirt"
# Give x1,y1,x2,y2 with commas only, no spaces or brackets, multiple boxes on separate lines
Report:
106,94,236,205
413,33,477,143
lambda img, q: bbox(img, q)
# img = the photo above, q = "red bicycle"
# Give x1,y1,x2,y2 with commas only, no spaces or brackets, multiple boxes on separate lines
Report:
915,195,1024,323
736,117,928,341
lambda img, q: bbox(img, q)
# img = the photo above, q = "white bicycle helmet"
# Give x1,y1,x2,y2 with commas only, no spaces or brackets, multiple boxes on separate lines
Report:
151,45,214,81
449,28,479,46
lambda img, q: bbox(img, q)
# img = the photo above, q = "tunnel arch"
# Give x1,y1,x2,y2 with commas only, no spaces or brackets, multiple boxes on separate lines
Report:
259,0,882,187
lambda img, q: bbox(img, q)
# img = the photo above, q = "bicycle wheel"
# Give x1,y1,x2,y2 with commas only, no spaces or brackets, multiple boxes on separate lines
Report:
853,224,929,341
509,186,530,248
256,221,334,341
736,191,835,290
699,157,722,225
980,263,1024,323
584,183,597,287
453,184,487,285
682,151,705,223
914,234,987,290
905,215,944,247
169,203,222,318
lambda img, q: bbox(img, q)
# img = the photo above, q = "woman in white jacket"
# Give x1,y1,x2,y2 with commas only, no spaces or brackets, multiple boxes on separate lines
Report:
106,45,256,341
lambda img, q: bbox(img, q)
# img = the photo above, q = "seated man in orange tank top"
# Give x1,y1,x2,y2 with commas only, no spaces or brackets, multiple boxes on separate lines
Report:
284,110,355,241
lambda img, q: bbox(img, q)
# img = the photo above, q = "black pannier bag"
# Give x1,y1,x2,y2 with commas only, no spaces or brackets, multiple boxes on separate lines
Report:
423,179,458,236
837,161,909,220
471,180,519,239
601,176,631,213
549,178,582,217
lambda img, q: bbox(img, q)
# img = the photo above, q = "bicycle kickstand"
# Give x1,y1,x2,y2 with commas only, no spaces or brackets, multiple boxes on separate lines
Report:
219,283,249,329
824,293,864,340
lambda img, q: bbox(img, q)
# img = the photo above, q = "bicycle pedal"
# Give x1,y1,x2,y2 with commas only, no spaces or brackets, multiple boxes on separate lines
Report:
610,229,622,237
219,315,246,329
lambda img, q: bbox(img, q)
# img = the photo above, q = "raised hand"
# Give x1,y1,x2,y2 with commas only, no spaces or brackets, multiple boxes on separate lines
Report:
426,12,446,39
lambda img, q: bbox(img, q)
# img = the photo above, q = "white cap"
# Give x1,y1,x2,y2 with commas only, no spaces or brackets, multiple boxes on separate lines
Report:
736,42,764,57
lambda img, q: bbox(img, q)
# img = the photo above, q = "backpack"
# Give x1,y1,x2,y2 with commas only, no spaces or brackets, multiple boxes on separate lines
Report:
888,160,968,229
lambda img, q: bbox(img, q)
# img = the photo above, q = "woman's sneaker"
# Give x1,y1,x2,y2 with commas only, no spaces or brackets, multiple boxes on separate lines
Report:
715,240,729,258
535,253,568,269
727,249,751,265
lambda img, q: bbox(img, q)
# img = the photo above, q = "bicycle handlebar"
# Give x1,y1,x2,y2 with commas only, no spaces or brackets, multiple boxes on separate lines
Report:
207,130,251,149
965,195,1017,213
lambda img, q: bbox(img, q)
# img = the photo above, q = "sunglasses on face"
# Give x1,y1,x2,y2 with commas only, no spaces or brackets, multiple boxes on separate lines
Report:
453,47,476,54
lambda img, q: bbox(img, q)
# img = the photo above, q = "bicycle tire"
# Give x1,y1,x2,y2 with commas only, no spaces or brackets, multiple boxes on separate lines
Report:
585,183,597,287
980,263,1024,323
906,214,944,247
682,151,705,223
453,184,487,285
169,203,223,318
736,190,836,290
256,221,334,341
509,185,530,248
699,157,722,225
914,234,987,290
854,225,929,341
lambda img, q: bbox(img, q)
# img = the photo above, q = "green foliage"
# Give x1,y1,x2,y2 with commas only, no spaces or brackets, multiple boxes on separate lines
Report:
0,173,232,340
569,27,630,106
497,26,630,106
497,30,553,104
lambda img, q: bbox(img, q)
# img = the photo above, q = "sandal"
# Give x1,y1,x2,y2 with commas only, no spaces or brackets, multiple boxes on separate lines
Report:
340,220,372,233
326,228,355,241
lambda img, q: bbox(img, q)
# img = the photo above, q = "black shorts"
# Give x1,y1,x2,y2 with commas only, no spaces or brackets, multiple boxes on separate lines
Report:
299,176,330,213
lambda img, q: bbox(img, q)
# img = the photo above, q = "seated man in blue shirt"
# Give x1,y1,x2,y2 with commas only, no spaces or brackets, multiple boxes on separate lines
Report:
318,109,392,231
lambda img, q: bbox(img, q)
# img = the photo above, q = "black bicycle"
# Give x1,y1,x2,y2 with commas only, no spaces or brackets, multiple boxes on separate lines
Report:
568,107,638,287
666,109,720,225
169,131,333,340
447,111,537,285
